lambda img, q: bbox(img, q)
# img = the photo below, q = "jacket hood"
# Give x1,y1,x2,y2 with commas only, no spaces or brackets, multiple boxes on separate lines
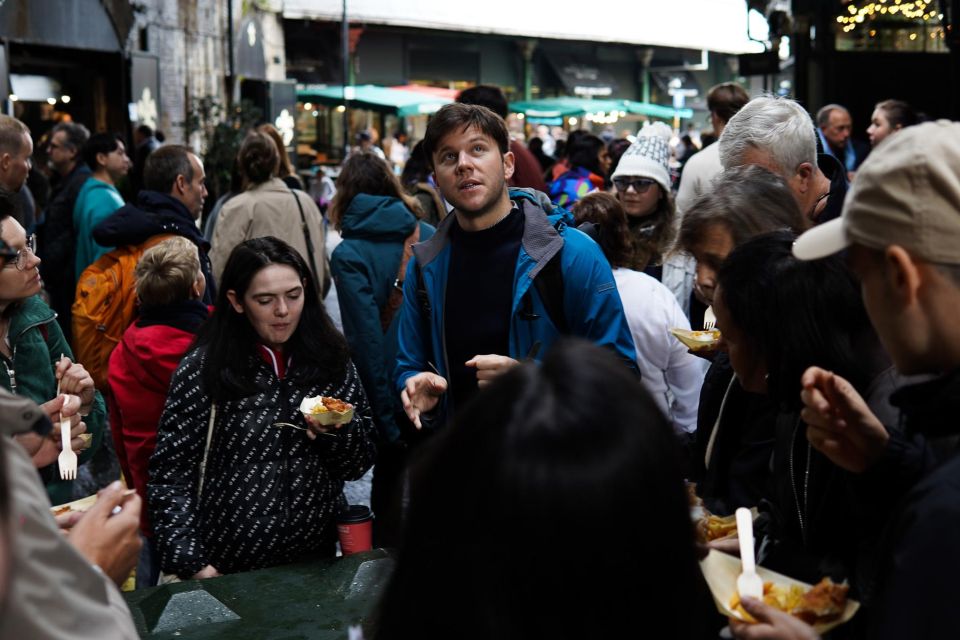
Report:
340,194,417,241
92,191,206,248
117,322,199,395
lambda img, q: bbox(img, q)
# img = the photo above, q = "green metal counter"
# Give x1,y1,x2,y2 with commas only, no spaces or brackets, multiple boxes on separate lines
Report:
123,550,393,639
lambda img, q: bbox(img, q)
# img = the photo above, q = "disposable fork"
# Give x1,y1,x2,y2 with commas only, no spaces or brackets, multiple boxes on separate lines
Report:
736,507,763,601
703,306,716,331
55,353,77,480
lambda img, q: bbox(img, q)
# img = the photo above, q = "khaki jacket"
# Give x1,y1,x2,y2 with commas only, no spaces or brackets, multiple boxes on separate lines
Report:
0,391,137,638
210,178,328,291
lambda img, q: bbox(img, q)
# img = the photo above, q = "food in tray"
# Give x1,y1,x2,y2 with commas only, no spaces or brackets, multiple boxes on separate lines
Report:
669,328,721,351
730,578,850,625
703,514,739,541
299,395,355,426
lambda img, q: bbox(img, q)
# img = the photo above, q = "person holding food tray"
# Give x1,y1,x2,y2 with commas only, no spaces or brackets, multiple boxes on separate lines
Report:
149,237,376,579
712,231,901,597
732,120,960,640
0,193,106,505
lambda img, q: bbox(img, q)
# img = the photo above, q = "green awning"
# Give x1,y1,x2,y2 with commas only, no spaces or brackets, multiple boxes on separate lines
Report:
509,97,692,121
296,84,451,117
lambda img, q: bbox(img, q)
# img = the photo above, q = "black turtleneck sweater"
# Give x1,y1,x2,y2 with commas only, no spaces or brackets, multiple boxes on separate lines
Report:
444,207,523,409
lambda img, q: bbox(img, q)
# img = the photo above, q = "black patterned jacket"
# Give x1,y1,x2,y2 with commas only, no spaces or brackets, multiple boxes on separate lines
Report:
148,348,376,577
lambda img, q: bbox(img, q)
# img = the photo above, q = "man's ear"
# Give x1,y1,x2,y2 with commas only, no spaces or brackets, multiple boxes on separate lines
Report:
502,150,516,181
884,245,922,307
794,162,814,195
226,289,243,313
174,173,188,196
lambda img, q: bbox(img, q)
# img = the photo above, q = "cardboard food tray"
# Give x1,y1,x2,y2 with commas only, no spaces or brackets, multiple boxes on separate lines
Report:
299,396,355,426
699,549,859,634
50,493,98,515
670,328,720,351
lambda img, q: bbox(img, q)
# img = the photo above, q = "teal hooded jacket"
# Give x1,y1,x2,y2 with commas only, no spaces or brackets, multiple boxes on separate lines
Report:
332,194,435,443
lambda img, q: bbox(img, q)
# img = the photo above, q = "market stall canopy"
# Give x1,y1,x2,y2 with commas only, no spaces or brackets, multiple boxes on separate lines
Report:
509,97,693,124
296,84,452,116
284,0,764,55
390,85,459,100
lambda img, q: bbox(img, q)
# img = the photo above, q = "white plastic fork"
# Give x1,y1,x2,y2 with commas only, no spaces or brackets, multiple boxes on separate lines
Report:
57,414,77,480
736,507,763,602
54,353,77,481
703,306,717,331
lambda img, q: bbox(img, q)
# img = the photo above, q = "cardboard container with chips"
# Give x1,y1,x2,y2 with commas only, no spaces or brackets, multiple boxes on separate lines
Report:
699,550,860,634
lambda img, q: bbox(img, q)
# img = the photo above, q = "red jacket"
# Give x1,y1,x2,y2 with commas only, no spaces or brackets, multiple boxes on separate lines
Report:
108,309,203,536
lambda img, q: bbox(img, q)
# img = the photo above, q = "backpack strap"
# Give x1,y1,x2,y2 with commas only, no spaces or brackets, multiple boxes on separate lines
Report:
289,187,327,295
379,224,420,332
531,250,568,335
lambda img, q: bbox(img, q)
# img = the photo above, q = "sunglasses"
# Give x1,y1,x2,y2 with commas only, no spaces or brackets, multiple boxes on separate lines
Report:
613,177,657,193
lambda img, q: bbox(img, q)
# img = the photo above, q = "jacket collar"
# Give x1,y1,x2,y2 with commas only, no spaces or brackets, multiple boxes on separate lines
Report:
246,178,291,194
7,295,55,340
891,368,960,438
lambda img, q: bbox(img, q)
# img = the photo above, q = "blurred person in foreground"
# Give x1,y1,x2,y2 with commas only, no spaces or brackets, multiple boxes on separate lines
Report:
329,152,436,546
108,237,209,588
731,120,960,639
373,339,712,640
0,392,140,638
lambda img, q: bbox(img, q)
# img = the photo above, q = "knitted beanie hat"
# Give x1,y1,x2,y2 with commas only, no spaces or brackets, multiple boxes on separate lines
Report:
610,121,672,192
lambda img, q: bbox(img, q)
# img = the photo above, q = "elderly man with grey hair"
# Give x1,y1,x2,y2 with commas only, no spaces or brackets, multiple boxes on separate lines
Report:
718,96,848,227
38,121,92,342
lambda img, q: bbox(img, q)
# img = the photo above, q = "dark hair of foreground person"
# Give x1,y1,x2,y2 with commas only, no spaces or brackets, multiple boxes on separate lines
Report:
372,338,711,640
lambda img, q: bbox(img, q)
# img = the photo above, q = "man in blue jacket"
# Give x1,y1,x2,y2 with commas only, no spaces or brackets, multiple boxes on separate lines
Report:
394,103,636,428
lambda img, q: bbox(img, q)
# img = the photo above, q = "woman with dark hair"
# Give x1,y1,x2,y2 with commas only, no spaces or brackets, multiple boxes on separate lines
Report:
149,236,377,579
210,131,328,295
372,339,711,640
330,152,435,546
712,230,901,591
572,192,705,436
867,99,919,147
547,133,610,207
399,141,446,226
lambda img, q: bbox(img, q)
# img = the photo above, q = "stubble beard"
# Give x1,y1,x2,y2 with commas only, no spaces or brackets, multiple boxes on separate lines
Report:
449,173,508,221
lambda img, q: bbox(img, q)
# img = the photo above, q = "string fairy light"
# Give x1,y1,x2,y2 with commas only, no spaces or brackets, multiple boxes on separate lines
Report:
836,0,943,33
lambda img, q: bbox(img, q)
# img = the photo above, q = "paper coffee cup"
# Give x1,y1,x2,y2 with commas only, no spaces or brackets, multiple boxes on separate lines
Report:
337,505,374,555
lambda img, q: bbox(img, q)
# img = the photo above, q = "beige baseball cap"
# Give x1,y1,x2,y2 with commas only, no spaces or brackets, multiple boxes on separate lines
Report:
793,120,960,262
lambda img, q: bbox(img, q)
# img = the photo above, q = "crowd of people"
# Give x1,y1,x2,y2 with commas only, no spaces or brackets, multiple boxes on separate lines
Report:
0,76,953,640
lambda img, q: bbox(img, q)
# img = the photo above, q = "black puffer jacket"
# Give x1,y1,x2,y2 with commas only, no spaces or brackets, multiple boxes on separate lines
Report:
148,348,377,577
